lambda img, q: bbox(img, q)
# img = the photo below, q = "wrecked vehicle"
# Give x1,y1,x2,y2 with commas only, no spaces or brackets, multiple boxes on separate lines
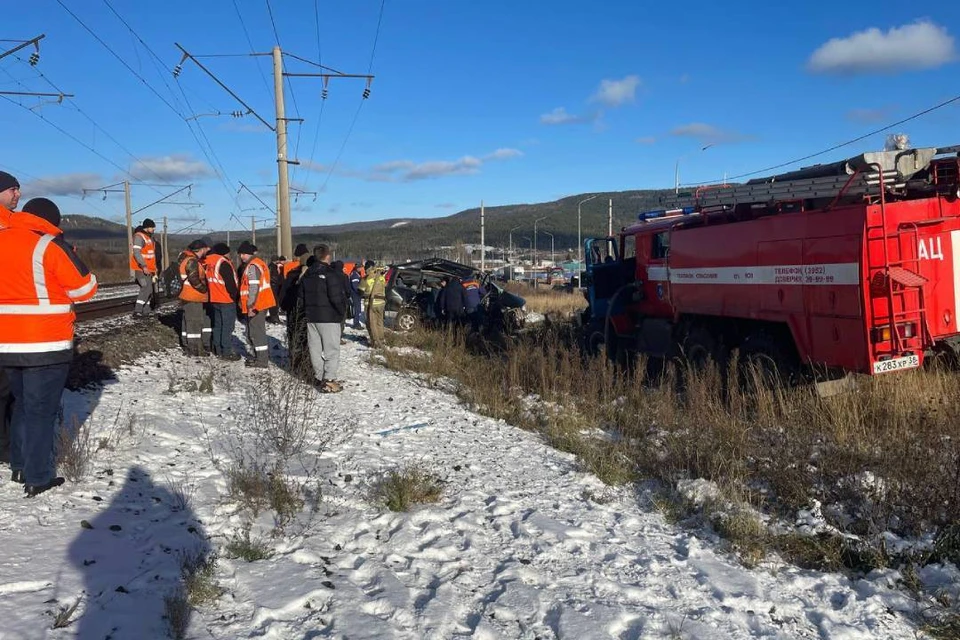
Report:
385,258,527,334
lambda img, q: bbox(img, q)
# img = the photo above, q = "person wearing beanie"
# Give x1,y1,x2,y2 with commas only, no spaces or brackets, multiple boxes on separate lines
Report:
236,241,275,368
177,239,211,357
0,171,21,228
130,217,158,318
203,243,240,360
348,261,365,330
0,198,97,496
0,172,21,463
283,243,310,278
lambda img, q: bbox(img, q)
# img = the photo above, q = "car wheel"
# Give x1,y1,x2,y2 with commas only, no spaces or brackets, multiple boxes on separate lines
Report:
395,309,418,332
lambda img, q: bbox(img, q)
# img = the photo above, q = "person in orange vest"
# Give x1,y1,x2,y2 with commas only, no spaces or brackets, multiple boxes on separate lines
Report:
130,217,158,318
0,171,18,466
205,243,241,361
0,171,20,228
177,239,211,357
0,198,97,496
237,241,276,368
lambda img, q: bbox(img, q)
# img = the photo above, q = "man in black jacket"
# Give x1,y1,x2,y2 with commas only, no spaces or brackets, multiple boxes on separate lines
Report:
437,275,466,325
299,244,347,393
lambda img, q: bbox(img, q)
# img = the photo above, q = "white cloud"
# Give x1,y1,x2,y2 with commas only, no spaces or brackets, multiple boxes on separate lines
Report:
485,148,523,160
370,148,520,182
808,20,956,74
23,172,103,197
635,136,657,145
845,107,893,123
589,75,641,107
435,202,457,209
129,154,213,182
670,122,748,145
540,107,598,126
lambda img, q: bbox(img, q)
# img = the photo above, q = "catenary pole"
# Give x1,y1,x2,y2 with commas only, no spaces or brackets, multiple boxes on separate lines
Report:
273,46,292,259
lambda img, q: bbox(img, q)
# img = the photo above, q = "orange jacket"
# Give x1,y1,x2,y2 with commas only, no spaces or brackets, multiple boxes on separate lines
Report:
129,229,157,273
205,253,236,304
282,259,300,278
0,212,98,365
0,205,12,229
178,250,208,303
239,257,277,314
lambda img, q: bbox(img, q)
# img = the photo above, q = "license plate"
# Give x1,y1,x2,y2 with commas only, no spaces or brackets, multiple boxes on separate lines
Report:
872,354,920,374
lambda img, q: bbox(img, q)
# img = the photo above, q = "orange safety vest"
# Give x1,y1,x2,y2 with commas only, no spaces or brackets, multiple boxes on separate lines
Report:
0,205,12,229
205,254,235,304
239,257,277,314
129,230,157,273
282,259,300,278
178,250,208,303
0,212,98,365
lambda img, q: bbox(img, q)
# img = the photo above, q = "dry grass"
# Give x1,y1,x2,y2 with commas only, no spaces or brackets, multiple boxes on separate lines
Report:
57,416,95,483
505,281,587,317
378,323,960,574
371,464,444,512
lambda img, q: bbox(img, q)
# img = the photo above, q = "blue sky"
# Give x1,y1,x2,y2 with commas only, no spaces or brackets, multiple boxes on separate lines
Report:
4,1,960,233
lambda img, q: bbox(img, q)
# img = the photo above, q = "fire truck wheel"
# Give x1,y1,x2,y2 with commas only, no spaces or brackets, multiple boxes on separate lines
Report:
738,333,798,387
682,326,725,370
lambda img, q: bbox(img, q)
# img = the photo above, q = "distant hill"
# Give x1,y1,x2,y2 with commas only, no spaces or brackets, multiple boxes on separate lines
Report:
63,189,676,263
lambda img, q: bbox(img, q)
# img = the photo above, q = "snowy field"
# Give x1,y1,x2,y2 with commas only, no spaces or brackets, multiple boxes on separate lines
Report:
0,322,951,639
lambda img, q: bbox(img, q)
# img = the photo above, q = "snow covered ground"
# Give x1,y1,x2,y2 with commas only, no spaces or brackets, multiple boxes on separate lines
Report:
0,322,948,639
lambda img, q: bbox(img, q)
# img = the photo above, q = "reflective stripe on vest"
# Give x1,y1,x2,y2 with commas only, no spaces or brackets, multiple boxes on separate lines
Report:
205,254,233,303
129,230,157,273
239,257,277,313
178,250,208,303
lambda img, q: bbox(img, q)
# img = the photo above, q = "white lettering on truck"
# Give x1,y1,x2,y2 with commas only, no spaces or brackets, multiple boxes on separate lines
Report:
918,237,944,261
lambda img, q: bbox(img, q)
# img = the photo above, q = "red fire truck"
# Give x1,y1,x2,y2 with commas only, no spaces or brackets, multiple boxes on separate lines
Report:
581,143,960,377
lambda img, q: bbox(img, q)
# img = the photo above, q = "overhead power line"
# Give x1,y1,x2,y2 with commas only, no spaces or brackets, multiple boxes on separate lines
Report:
696,91,960,185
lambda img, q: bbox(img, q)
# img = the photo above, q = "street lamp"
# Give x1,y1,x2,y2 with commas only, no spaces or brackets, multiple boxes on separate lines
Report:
509,224,522,268
542,230,555,267
577,194,598,271
675,143,714,194
534,215,548,280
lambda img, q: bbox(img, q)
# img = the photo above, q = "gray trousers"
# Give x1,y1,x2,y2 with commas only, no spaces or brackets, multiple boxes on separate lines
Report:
181,302,206,355
306,322,341,382
134,272,154,315
246,312,269,364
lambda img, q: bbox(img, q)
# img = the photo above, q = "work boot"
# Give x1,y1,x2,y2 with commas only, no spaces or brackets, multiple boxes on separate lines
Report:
24,477,65,497
220,353,241,362
244,358,268,369
320,380,343,394
10,469,23,484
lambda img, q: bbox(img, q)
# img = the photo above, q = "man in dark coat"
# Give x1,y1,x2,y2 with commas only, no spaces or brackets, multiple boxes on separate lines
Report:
279,252,313,379
436,276,466,325
299,245,347,392
267,255,284,324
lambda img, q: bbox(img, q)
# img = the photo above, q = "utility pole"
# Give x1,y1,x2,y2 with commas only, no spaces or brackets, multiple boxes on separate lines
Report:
251,215,257,245
123,181,133,279
480,200,485,272
83,181,199,279
608,199,613,237
161,216,169,274
275,183,281,255
272,46,292,259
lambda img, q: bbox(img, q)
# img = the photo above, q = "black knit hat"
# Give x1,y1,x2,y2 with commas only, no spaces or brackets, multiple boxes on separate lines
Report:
188,238,208,251
294,243,309,257
364,260,375,271
211,242,230,255
22,197,61,227
237,241,257,255
0,171,19,193
142,218,156,229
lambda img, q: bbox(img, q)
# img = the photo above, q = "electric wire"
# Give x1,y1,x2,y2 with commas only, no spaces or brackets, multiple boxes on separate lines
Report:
265,0,304,187
303,0,326,184
231,0,273,102
693,92,960,185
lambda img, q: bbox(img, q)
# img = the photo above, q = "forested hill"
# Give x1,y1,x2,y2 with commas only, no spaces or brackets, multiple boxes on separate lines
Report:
63,189,676,261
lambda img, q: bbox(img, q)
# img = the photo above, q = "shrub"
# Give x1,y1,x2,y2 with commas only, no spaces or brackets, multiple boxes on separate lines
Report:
57,416,95,483
372,465,444,512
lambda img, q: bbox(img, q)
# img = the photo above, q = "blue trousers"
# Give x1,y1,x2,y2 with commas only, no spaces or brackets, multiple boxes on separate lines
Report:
352,293,363,327
209,303,237,356
5,362,70,486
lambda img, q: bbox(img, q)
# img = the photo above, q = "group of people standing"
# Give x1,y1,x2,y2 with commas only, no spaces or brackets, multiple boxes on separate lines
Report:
175,235,276,367
0,172,98,497
176,236,387,393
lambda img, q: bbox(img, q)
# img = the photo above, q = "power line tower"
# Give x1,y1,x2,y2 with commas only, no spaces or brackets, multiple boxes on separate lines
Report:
172,44,374,259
